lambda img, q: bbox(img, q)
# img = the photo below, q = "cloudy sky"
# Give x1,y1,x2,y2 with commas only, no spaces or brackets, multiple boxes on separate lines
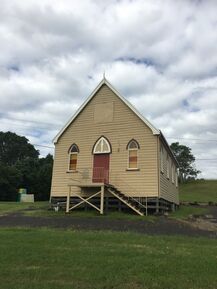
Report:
0,0,217,178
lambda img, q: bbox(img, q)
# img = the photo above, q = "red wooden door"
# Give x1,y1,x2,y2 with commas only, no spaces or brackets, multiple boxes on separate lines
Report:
92,154,110,184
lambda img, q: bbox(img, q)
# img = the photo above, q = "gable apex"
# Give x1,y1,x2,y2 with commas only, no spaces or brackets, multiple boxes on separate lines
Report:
53,78,160,143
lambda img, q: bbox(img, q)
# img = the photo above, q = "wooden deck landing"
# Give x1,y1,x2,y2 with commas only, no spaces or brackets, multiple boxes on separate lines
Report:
77,183,105,188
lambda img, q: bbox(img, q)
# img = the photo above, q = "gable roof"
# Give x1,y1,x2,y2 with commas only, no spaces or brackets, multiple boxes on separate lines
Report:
160,131,179,167
53,78,160,144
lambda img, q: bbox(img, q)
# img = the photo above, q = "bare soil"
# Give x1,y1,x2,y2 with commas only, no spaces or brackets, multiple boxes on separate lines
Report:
182,205,217,233
0,206,217,238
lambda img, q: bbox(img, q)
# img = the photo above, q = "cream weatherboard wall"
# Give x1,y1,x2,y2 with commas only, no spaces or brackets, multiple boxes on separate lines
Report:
51,84,159,198
159,140,179,204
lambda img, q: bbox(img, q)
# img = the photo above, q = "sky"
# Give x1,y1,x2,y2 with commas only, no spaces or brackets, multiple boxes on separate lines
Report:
0,0,217,179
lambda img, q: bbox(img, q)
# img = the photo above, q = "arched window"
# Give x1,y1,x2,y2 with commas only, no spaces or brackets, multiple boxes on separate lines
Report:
127,139,139,169
93,137,111,154
68,144,79,171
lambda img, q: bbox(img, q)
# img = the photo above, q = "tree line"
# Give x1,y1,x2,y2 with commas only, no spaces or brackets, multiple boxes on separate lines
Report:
0,131,53,201
170,142,200,183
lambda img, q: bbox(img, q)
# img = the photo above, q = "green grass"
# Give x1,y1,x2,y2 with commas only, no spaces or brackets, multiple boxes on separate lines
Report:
179,179,217,203
169,205,208,219
0,202,48,216
0,201,210,221
24,206,156,221
0,228,216,289
0,201,156,221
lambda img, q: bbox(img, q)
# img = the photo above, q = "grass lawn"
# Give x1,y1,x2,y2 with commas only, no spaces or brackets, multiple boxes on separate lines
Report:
25,204,210,221
0,202,48,216
0,201,211,221
169,205,208,219
0,201,156,221
179,179,217,203
24,206,157,221
0,228,216,289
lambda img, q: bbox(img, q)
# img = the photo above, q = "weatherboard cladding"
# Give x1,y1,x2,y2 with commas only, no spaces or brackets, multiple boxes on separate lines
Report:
51,80,179,203
51,84,159,198
53,78,160,144
159,141,179,204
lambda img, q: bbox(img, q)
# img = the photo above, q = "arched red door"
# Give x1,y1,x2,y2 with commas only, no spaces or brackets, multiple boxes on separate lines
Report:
92,154,110,183
92,137,111,184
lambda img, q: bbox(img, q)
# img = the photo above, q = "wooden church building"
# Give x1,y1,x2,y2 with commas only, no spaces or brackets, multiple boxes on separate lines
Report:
50,78,179,215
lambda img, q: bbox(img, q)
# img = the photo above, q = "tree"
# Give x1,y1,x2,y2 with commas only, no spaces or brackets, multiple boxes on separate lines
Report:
170,142,200,183
0,131,39,166
16,154,53,201
0,131,53,201
36,154,53,200
0,164,22,201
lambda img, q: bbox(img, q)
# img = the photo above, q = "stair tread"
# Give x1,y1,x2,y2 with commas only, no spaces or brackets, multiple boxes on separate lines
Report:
108,186,144,216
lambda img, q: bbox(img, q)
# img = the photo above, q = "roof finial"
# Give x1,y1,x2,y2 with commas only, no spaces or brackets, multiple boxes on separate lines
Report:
103,70,106,79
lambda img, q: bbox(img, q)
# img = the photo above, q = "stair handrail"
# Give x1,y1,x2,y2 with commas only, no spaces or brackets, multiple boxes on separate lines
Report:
108,172,147,210
120,191,147,210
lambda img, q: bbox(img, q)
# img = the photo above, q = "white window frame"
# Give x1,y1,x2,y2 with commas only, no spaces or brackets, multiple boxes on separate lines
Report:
93,137,111,154
160,146,164,173
127,140,139,170
166,154,170,179
171,164,175,184
175,168,178,187
68,144,79,171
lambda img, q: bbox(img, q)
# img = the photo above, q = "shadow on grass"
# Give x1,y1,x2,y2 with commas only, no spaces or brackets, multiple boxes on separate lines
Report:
169,205,208,220
23,207,157,222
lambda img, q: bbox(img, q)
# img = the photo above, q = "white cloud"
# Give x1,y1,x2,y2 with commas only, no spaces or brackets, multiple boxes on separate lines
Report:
0,0,217,178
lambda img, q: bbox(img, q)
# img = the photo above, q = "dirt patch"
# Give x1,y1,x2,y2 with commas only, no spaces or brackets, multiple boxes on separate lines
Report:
181,207,217,232
0,210,216,238
189,218,217,232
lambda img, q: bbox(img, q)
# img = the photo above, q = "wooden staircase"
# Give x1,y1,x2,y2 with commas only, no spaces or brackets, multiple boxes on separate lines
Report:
107,185,146,216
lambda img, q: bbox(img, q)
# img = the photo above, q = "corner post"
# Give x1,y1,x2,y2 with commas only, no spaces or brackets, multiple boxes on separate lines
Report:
100,185,104,215
66,186,71,213
156,198,159,213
